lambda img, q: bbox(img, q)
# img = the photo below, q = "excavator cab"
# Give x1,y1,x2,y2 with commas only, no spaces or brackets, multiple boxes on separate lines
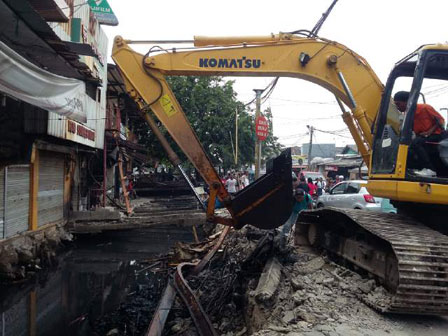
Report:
369,47,448,230
371,47,448,180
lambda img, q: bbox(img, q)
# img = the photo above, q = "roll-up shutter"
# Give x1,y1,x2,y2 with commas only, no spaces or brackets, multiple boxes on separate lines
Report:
0,168,4,239
38,151,64,227
4,165,30,238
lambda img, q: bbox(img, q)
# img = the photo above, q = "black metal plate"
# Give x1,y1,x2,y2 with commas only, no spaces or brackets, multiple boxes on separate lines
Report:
231,148,293,229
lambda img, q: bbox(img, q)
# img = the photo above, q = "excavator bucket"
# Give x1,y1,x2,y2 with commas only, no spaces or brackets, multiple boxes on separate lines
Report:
231,148,293,229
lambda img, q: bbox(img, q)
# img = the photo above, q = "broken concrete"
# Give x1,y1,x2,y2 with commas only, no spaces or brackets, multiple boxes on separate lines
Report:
296,256,326,274
254,257,282,304
0,223,72,281
69,196,205,234
71,207,122,222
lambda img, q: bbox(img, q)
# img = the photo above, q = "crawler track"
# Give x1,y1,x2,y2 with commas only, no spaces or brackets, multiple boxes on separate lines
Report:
299,208,448,315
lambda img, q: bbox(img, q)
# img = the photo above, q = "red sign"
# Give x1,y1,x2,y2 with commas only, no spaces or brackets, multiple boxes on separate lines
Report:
68,120,96,141
255,115,269,141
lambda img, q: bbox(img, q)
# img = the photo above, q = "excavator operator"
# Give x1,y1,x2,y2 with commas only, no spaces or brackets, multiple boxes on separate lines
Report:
394,91,448,176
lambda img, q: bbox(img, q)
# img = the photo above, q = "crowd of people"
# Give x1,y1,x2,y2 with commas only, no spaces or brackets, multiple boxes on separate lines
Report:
292,173,340,200
221,171,250,195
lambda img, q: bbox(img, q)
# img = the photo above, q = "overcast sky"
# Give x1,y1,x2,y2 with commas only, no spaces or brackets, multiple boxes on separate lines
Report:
103,0,448,148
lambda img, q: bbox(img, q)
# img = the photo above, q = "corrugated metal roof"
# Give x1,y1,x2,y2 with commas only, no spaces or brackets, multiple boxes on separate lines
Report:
1,0,99,84
28,0,69,22
319,158,363,167
302,143,336,159
107,63,127,97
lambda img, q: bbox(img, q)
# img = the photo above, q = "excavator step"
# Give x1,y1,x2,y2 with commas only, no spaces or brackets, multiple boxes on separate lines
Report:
299,208,448,315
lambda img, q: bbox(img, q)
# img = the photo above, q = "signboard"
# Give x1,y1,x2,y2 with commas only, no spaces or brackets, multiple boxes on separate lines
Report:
292,155,307,167
255,115,269,141
88,0,119,26
66,120,96,147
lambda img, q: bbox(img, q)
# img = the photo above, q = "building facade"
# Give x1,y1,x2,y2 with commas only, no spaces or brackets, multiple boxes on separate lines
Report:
0,0,116,239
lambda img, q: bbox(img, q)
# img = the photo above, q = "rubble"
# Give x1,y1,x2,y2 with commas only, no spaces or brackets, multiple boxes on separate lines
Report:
296,256,326,274
90,221,447,336
254,257,282,304
0,224,72,281
250,247,401,336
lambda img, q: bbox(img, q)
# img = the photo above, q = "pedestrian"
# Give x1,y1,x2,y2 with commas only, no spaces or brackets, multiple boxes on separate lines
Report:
297,175,309,193
237,172,244,191
280,188,313,246
242,171,250,188
307,177,317,198
221,174,228,186
126,174,137,199
335,175,341,185
325,177,332,192
225,173,237,195
292,176,299,189
316,177,323,196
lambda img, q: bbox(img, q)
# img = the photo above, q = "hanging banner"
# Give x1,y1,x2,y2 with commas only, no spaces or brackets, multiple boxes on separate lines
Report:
88,0,119,26
292,155,306,166
0,42,87,123
255,115,269,141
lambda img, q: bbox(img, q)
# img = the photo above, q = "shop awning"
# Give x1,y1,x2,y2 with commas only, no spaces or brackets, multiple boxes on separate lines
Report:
27,0,70,22
0,42,87,122
0,0,99,84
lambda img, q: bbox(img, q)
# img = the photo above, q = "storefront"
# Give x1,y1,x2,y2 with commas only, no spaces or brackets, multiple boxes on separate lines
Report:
38,151,65,227
0,165,31,239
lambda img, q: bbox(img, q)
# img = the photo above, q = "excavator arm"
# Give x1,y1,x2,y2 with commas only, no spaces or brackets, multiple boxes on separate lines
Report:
111,34,384,229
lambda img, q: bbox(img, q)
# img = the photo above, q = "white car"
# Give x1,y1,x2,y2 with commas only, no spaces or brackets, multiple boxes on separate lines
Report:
316,180,397,213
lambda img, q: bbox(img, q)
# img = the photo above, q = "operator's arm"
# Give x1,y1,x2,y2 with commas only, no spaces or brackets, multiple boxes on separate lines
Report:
420,124,438,137
419,105,446,136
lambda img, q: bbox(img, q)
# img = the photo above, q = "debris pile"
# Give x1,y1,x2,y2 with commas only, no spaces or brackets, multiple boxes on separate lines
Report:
92,226,447,336
92,225,272,335
165,226,272,336
249,247,399,336
93,261,169,335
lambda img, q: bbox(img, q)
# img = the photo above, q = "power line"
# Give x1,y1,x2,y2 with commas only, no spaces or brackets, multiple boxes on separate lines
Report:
268,98,337,105
314,127,352,139
277,132,309,140
273,114,341,121
244,78,279,106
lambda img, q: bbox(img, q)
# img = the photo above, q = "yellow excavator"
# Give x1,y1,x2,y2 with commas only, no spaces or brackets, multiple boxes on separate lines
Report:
112,33,448,315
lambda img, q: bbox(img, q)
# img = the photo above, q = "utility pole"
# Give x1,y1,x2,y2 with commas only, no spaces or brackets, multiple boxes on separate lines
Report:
254,89,263,179
307,125,314,170
235,107,238,165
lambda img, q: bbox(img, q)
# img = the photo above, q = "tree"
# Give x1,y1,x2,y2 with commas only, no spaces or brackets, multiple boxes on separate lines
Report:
132,76,282,172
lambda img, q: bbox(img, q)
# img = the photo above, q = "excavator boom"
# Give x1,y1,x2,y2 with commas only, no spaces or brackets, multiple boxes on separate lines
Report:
112,34,383,229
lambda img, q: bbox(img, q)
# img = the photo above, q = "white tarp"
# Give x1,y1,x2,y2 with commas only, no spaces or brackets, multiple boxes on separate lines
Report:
0,41,87,122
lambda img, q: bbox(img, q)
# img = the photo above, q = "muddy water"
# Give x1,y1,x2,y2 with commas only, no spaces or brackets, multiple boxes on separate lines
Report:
0,225,196,336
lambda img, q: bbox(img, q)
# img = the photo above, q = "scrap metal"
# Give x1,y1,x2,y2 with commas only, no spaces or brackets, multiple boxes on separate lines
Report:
146,226,230,336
